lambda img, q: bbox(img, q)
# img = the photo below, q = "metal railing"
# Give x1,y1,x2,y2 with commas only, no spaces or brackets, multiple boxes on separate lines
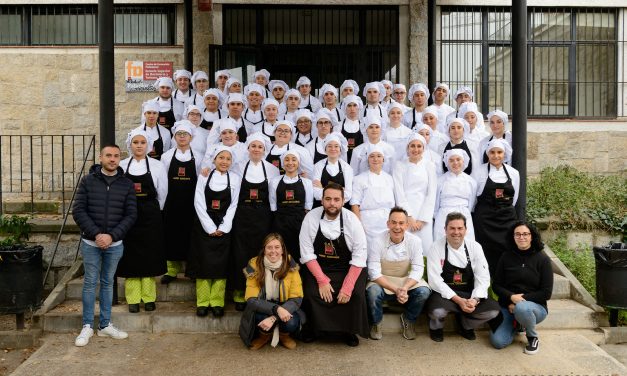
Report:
0,135,96,215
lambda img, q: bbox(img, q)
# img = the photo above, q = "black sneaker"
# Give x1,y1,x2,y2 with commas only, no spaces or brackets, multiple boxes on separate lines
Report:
128,304,140,313
525,336,539,355
234,302,246,312
344,333,359,347
196,306,209,317
429,328,444,342
457,327,476,340
144,302,156,311
211,306,224,318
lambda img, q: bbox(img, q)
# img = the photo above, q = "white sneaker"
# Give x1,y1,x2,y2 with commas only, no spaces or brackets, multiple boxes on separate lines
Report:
97,323,128,339
75,324,94,347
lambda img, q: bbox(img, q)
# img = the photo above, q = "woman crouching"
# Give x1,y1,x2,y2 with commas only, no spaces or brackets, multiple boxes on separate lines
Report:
243,233,304,350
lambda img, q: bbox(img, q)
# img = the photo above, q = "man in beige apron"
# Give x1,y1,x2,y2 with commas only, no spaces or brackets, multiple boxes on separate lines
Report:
366,207,431,340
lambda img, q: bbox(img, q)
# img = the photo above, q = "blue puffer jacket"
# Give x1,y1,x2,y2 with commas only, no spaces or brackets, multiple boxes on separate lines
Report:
72,164,137,242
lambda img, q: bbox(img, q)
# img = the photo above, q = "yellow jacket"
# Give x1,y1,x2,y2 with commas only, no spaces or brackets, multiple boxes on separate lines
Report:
243,256,303,303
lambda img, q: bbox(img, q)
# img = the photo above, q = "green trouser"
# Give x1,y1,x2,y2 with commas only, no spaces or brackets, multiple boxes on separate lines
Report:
166,261,183,277
233,289,246,303
196,279,227,307
125,277,157,304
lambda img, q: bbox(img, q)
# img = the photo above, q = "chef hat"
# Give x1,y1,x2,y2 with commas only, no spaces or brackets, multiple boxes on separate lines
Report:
213,144,233,161
431,82,450,98
366,142,386,158
191,71,209,89
447,117,470,136
173,69,192,81
458,102,486,132
254,69,270,81
171,120,194,137
414,123,432,137
362,82,386,102
294,109,313,122
487,109,509,128
268,80,289,92
245,132,271,151
454,86,474,100
422,106,439,120
225,77,242,92
280,148,301,166
125,128,154,155
393,83,407,93
216,118,238,133
214,69,231,82
364,114,382,127
183,104,202,119
318,84,338,103
341,94,363,110
387,102,405,114
340,79,359,95
324,132,348,153
203,88,224,107
226,93,247,107
153,77,174,90
381,80,393,90
285,89,301,100
406,132,427,149
142,101,160,114
408,83,429,100
314,108,335,125
296,76,311,88
275,119,295,134
244,83,265,96
262,98,280,111
485,138,512,162
443,148,470,171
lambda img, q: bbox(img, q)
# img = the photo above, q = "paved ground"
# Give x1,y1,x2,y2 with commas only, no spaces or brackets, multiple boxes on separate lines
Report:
7,331,627,376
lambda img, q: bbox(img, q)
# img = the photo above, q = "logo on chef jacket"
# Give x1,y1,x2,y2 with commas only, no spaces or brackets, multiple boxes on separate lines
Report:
134,183,142,193
285,190,295,201
178,167,186,177
347,138,355,147
159,116,166,125
323,241,335,256
249,188,258,200
211,200,221,210
271,160,280,168
495,188,504,199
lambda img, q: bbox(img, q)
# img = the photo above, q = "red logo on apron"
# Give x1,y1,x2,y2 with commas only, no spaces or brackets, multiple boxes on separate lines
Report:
285,190,294,200
159,116,166,125
211,200,221,210
249,189,258,200
324,242,334,255
271,160,279,168
347,138,355,147
453,270,463,284
495,188,504,199
134,183,142,193
178,167,186,177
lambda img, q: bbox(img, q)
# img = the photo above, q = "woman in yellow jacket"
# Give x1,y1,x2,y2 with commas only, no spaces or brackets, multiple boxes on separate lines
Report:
243,233,304,350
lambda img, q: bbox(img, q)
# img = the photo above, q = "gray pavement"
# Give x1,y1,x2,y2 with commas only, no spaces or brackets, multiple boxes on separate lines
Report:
10,331,627,376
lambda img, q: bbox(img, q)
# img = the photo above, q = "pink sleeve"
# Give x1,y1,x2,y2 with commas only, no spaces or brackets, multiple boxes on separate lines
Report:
305,260,331,285
339,265,363,297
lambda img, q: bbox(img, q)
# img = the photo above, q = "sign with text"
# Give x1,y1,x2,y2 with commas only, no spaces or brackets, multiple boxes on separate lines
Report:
125,61,173,92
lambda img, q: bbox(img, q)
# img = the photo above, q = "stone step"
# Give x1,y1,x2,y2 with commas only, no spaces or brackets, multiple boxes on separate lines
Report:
41,298,604,335
66,273,572,302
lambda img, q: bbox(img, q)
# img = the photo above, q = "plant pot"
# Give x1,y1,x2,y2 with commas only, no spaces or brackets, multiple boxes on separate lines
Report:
0,245,43,314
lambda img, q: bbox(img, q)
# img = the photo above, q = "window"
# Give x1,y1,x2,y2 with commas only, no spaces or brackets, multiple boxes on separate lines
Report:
439,6,620,119
0,5,175,46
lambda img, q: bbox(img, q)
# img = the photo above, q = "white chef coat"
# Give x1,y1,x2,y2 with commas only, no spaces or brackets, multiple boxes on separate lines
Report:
299,95,322,113
312,158,354,203
474,163,520,205
120,156,169,209
135,124,172,153
194,170,241,234
173,88,195,104
349,139,396,176
268,174,314,211
350,170,395,244
264,143,314,178
402,109,424,129
201,142,247,170
160,147,203,176
479,132,513,164
184,93,206,111
235,159,280,184
383,124,414,161
433,171,477,242
367,230,425,283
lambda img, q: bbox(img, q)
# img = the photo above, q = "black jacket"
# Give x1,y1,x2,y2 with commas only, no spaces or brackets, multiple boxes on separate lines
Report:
493,247,554,311
72,164,137,242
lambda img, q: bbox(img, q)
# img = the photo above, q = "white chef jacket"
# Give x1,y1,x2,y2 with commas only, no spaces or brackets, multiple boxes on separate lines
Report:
349,139,396,176
367,230,425,282
135,124,172,153
268,174,314,211
393,159,437,223
235,159,280,184
264,143,314,178
194,170,241,234
474,163,520,205
160,147,203,176
120,156,168,209
201,142,247,170
184,93,206,112
312,158,354,203
383,124,413,161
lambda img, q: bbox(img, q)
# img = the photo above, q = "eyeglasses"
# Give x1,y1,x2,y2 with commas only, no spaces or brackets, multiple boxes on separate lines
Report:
188,113,201,117
317,121,332,126
276,128,291,134
514,232,531,238
393,91,405,95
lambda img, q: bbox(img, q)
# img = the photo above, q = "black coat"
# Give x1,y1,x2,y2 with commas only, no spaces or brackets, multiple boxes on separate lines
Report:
72,164,138,242
492,247,554,311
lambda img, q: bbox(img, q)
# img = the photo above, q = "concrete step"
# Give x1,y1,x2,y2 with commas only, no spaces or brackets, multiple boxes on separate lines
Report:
41,298,604,335
66,273,572,301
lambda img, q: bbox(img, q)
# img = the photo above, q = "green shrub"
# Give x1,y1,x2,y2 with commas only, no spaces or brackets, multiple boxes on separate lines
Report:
0,215,31,247
527,166,627,240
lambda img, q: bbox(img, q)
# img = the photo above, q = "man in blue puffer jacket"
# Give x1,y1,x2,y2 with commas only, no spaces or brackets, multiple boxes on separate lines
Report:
72,144,137,347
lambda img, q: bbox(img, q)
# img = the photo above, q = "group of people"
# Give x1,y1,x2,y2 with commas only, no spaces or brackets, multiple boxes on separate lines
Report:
71,68,553,356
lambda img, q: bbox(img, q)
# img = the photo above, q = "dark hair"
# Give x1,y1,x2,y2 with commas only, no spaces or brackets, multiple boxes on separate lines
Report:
445,212,466,228
100,144,120,153
322,182,344,199
508,220,544,252
254,233,291,287
389,206,408,218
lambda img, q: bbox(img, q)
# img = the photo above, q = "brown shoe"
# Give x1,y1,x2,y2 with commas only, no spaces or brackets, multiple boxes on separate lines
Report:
279,332,297,350
249,330,271,350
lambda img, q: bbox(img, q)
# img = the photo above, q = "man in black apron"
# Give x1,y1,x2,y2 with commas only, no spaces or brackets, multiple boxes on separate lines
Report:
172,69,194,104
340,95,364,163
296,76,322,113
425,212,501,342
402,83,429,128
140,101,171,161
298,182,369,346
151,77,184,130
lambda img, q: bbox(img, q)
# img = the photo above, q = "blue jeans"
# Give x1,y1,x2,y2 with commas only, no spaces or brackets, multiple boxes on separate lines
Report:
490,301,548,349
81,241,124,328
366,284,431,325
254,312,301,334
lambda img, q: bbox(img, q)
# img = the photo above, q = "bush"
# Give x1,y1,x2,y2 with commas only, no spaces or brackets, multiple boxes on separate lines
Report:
0,215,31,247
527,166,627,240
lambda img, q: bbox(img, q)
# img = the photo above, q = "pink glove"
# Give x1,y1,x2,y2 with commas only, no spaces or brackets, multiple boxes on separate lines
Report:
339,265,362,297
305,260,331,285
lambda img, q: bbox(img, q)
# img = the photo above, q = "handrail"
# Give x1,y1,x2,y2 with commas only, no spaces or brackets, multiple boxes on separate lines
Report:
43,135,96,287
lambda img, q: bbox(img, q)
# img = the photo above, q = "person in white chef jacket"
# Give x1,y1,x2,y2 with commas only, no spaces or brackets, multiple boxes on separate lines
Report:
425,82,455,134
383,102,413,161
305,109,346,164
145,77,184,130
311,133,353,208
172,69,194,104
184,71,210,111
349,114,395,175
412,124,444,176
401,83,429,129
361,82,389,126
135,101,172,161
264,120,314,178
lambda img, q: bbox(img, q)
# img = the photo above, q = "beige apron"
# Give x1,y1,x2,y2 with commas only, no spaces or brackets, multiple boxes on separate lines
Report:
367,251,429,294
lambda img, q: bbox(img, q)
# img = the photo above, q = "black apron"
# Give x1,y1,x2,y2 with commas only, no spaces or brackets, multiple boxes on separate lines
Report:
158,97,176,130
145,124,168,161
341,119,363,163
244,108,265,133
472,164,518,275
271,175,307,262
261,122,276,143
294,133,314,147
312,137,327,164
411,109,419,129
187,170,232,279
301,95,313,112
302,212,369,337
117,158,166,278
231,117,248,143
265,145,288,174
200,109,221,130
163,149,197,261
230,162,274,290
442,140,473,175
312,160,345,209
